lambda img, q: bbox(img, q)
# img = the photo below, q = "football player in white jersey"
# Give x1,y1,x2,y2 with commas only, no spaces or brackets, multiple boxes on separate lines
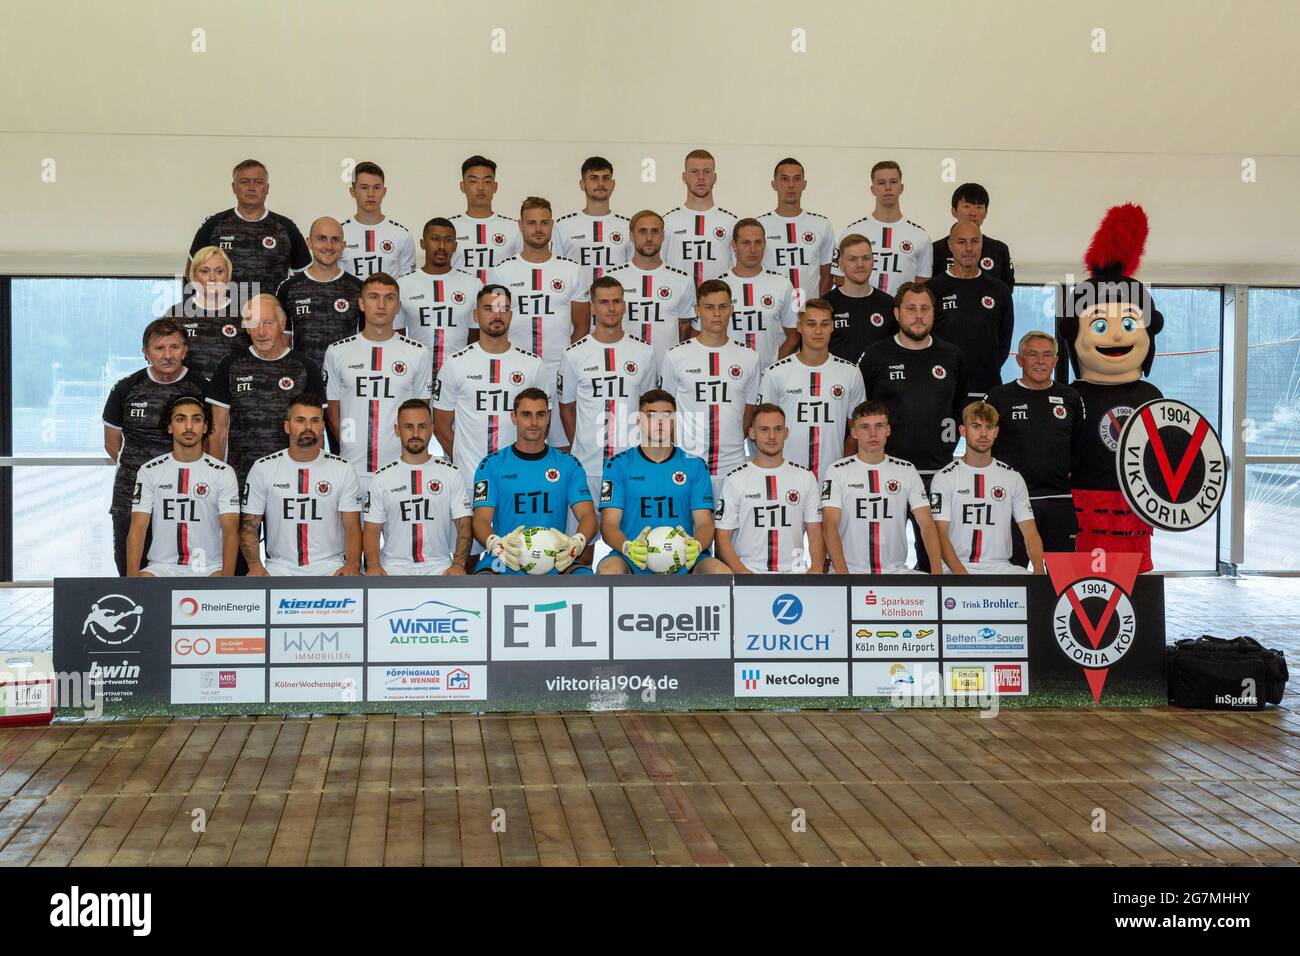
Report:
659,279,761,497
758,298,866,480
831,160,932,295
396,217,482,380
323,273,434,490
822,401,942,574
559,275,658,501
552,156,632,288
486,197,590,445
127,396,241,577
759,157,834,308
450,155,523,284
662,148,737,287
709,219,800,368
715,404,822,573
340,162,417,279
240,392,363,576
433,284,544,476
930,401,1044,574
364,399,472,576
607,209,695,365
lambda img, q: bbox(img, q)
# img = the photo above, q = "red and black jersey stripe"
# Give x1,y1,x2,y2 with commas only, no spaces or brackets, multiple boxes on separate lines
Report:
367,347,383,473
592,221,604,243
530,269,544,354
488,358,502,453
970,472,985,563
365,230,377,253
706,351,721,473
602,348,619,460
765,473,780,571
741,284,757,350
881,226,893,249
410,468,425,563
296,468,310,566
474,224,488,283
432,279,445,302
693,217,707,289
866,469,881,573
176,466,192,565
784,223,801,290
639,275,655,341
807,371,823,476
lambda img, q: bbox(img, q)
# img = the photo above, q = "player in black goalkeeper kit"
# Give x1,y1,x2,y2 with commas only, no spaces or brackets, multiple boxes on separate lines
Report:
931,183,1015,288
188,159,309,299
103,318,209,575
927,220,1014,399
984,331,1086,564
860,281,968,569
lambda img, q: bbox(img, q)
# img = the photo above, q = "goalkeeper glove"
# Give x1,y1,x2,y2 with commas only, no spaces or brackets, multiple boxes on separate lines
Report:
485,525,525,571
621,528,650,570
675,525,702,569
554,531,586,573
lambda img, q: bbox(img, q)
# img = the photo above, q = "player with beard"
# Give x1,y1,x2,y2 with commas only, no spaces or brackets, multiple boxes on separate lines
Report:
127,396,240,577
824,234,897,364
396,217,482,379
860,281,968,568
930,401,1043,574
552,156,632,287
928,219,1014,398
240,392,362,576
662,149,737,286
364,399,472,576
165,246,249,382
985,331,1085,563
276,217,364,377
606,210,696,365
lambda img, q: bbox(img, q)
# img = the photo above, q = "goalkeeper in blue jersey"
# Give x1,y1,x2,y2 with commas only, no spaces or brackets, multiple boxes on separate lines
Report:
472,388,598,574
596,389,729,575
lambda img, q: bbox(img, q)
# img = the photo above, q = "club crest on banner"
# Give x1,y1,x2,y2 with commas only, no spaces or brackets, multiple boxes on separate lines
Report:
1045,552,1141,703
1116,399,1226,531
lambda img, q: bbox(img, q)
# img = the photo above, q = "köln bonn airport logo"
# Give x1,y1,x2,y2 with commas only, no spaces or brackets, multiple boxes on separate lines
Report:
1116,399,1226,531
1045,553,1143,703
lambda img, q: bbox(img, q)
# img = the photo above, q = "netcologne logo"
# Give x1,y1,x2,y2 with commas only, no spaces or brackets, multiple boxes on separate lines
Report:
1046,552,1142,703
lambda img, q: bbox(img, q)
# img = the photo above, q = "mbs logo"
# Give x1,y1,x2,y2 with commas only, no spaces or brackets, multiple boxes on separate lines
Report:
1045,552,1142,703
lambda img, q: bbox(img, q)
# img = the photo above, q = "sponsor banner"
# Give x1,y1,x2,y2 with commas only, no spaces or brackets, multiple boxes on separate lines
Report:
611,585,731,659
851,586,938,621
733,585,848,659
941,623,1029,658
940,586,1028,620
270,627,365,665
489,661,732,710
851,622,939,659
170,667,266,704
942,661,1029,696
367,589,487,662
734,662,849,697
270,589,364,625
490,587,610,661
366,665,486,701
269,667,363,703
851,661,941,697
171,589,266,626
171,629,267,665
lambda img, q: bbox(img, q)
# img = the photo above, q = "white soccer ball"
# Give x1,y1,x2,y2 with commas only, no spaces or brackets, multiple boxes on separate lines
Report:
645,525,689,574
518,526,560,575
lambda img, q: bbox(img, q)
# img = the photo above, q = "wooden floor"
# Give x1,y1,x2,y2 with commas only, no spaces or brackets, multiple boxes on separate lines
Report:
1,707,1299,866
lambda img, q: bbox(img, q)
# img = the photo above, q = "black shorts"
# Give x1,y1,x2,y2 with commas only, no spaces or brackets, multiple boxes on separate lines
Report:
1010,496,1078,567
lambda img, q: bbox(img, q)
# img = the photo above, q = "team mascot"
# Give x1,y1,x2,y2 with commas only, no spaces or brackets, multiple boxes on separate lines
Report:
1058,204,1163,573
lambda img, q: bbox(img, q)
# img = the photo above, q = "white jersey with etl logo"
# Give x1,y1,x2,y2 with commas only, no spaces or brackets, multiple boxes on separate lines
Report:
552,212,633,287
396,268,482,378
323,333,434,480
820,454,928,574
558,333,659,476
340,217,417,280
242,448,363,574
716,460,821,573
132,452,240,573
929,458,1032,570
364,456,471,574
758,354,866,480
486,255,590,398
759,210,834,309
662,205,738,287
709,269,800,370
607,262,696,365
659,338,761,482
830,214,933,294
449,213,523,284
433,342,543,476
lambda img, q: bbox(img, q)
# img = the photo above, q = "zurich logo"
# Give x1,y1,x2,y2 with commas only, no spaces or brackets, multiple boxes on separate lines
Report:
772,593,803,625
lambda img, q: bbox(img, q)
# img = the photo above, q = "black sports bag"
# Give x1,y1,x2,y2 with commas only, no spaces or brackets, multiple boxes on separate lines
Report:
1167,635,1288,710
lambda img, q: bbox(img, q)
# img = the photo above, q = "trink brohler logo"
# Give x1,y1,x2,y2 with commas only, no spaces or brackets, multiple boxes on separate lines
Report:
81,595,143,645
221,323,239,337
1046,552,1141,703
1116,399,1226,532
870,312,884,327
672,470,687,485
278,376,295,391
262,236,276,249
980,256,994,270
742,668,761,690
932,365,946,380
1053,405,1067,420
981,295,995,309
334,298,350,313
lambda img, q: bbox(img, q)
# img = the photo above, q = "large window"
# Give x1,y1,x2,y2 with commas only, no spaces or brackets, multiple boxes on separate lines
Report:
10,277,181,579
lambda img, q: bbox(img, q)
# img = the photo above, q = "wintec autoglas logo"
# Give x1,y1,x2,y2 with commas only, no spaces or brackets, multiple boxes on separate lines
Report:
373,599,481,645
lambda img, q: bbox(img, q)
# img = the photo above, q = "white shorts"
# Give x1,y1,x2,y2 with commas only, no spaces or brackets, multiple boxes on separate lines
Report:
842,565,922,575
965,561,1029,575
380,558,451,576
140,562,220,578
265,557,345,577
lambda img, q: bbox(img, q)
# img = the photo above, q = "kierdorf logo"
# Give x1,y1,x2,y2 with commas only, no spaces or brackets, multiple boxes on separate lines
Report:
81,595,143,645
772,594,803,625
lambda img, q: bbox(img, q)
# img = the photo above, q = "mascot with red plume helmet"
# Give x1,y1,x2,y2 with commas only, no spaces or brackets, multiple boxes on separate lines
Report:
1058,204,1164,573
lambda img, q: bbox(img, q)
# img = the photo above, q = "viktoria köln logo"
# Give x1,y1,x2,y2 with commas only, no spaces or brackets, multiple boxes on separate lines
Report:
1045,552,1142,703
1115,398,1226,531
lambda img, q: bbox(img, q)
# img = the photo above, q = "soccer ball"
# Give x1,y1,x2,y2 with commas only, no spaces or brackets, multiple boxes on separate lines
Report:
645,526,689,574
518,526,559,575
